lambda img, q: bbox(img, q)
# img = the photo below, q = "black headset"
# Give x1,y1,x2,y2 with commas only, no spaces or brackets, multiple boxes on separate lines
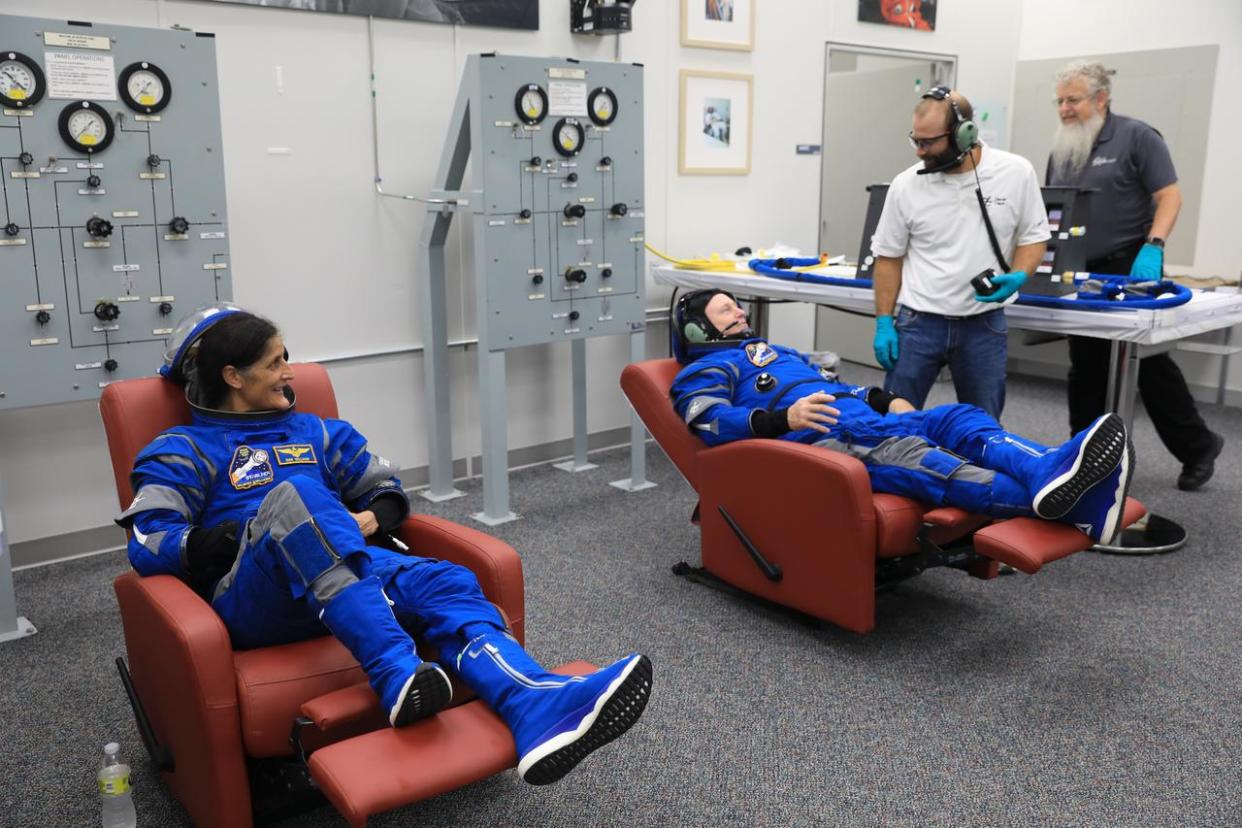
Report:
922,85,978,156
676,289,731,343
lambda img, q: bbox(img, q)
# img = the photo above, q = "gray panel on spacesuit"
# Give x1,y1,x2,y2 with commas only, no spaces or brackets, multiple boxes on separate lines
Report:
0,15,230,410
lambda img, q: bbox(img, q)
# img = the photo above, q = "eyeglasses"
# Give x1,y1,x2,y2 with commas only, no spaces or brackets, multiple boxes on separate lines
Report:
1053,95,1088,107
908,131,949,150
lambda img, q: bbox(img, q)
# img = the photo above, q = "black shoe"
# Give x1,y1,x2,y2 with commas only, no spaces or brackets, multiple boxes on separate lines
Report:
1177,432,1224,491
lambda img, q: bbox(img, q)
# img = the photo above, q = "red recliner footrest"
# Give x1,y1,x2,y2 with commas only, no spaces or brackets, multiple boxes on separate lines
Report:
973,497,1147,574
307,660,597,827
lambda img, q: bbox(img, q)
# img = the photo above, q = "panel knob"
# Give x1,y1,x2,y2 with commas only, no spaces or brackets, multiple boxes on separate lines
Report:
566,172,578,183
86,174,102,189
564,268,587,284
610,202,628,217
147,154,162,169
19,152,33,167
601,267,613,279
35,310,50,325
569,310,580,321
86,217,114,238
4,223,19,237
104,358,118,373
159,302,173,316
531,273,544,285
168,216,190,235
563,203,586,219
519,208,532,220
94,301,120,322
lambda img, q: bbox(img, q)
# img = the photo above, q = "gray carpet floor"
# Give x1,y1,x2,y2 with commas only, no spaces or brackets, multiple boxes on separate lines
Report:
2,370,1240,828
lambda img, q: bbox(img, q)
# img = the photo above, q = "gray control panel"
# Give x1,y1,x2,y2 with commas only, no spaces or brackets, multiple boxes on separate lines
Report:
0,15,230,410
463,54,645,350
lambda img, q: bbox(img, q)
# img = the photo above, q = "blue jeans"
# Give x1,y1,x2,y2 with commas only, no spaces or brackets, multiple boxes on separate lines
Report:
883,304,1008,419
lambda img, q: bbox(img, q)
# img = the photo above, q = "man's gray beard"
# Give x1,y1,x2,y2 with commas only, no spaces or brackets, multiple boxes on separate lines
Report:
1050,111,1104,181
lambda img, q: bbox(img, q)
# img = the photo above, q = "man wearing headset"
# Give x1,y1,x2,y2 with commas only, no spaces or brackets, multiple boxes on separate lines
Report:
670,289,1135,545
1046,60,1222,491
870,87,1050,420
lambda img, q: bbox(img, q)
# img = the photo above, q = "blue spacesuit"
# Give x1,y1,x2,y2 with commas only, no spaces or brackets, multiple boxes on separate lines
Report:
116,303,652,785
670,333,1133,542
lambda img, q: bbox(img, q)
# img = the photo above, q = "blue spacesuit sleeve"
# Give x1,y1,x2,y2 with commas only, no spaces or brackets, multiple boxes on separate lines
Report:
322,418,411,523
117,432,212,579
670,360,755,447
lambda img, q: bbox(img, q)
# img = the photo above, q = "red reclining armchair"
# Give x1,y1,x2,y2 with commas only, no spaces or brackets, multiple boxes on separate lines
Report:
621,358,1144,634
100,363,591,827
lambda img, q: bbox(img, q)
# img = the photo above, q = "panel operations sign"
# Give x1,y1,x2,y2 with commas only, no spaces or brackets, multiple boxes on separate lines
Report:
45,50,117,100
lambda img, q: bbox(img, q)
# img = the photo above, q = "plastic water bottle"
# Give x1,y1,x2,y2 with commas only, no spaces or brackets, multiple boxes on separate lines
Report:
98,742,137,828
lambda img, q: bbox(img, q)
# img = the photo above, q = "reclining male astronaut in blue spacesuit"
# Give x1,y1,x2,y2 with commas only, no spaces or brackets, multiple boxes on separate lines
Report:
117,304,651,786
669,289,1135,544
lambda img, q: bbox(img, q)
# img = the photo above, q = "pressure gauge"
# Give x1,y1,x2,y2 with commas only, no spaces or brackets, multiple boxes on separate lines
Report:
552,118,585,157
118,61,172,114
514,83,548,126
0,51,46,109
58,101,115,154
588,87,618,126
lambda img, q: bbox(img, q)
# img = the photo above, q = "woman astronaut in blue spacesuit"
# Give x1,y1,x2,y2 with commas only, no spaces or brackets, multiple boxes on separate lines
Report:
118,304,651,786
670,290,1135,544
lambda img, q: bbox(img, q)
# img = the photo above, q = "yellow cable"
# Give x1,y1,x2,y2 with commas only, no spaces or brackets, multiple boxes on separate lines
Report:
643,242,746,271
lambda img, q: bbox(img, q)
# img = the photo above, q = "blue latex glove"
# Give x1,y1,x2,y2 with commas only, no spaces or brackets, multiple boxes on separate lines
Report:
975,270,1027,303
1129,242,1164,281
873,315,898,370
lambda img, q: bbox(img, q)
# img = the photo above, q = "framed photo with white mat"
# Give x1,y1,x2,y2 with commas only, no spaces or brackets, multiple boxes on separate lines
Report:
679,69,753,175
681,0,755,51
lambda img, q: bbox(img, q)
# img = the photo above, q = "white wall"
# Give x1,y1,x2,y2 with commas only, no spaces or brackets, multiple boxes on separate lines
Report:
1011,0,1242,394
3,0,1029,546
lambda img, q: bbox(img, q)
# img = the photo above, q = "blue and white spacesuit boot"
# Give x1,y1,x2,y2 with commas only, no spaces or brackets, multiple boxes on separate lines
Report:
451,629,653,785
1058,439,1135,544
1026,414,1129,519
321,576,453,727
974,413,1129,519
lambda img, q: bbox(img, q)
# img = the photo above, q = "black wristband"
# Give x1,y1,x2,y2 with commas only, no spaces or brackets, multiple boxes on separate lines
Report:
368,494,406,534
749,408,791,438
865,388,899,415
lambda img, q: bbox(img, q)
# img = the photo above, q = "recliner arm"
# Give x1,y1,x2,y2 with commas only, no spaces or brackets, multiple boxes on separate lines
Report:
113,571,253,827
697,439,879,632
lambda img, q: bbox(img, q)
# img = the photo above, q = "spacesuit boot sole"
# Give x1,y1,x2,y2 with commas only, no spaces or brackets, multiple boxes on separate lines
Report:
1093,438,1136,545
518,654,653,786
1032,414,1127,520
390,662,454,727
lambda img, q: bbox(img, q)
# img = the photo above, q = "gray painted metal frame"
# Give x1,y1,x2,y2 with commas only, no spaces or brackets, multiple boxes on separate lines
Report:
0,13,231,642
419,54,652,524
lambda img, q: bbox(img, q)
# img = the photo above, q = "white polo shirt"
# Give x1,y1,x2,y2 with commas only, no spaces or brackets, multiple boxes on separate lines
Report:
870,144,1050,317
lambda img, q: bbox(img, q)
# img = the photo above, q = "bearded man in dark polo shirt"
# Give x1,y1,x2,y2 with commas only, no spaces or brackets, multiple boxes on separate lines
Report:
1046,59,1223,491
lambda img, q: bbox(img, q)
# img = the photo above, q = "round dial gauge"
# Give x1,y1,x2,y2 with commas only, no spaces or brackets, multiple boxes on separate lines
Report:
0,51,46,109
514,83,548,126
118,61,172,114
552,118,585,157
588,87,618,126
58,101,114,154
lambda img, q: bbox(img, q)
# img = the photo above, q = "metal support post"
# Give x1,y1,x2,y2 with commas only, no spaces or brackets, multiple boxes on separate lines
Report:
554,338,598,473
418,210,464,502
1104,339,1140,424
0,472,37,643
612,329,656,492
473,348,518,526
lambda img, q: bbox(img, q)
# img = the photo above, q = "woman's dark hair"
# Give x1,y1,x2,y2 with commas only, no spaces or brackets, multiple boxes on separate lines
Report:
191,312,280,407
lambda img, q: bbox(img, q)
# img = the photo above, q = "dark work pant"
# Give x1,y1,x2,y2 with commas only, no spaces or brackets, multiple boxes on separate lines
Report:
1066,243,1214,463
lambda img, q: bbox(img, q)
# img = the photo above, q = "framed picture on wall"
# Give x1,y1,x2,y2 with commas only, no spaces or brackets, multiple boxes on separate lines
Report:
679,70,753,175
681,0,756,51
857,0,936,32
198,0,539,30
